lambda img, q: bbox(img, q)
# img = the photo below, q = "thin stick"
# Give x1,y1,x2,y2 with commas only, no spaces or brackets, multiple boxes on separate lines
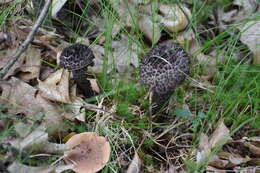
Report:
0,0,51,79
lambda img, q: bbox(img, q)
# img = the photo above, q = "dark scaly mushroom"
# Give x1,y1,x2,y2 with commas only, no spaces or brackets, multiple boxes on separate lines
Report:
59,43,95,98
140,41,190,109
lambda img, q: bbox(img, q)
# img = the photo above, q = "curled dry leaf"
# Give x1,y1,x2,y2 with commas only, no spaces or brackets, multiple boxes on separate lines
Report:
158,4,189,32
218,0,258,24
109,0,136,27
244,141,260,156
38,69,71,103
196,120,230,164
208,152,250,168
206,165,227,173
176,28,218,76
138,15,161,44
89,44,105,73
11,125,69,154
0,77,63,127
209,120,231,148
110,35,140,74
64,132,110,173
14,122,32,138
0,28,41,80
51,0,68,19
126,152,142,173
17,47,42,82
88,78,100,94
129,0,150,5
38,69,90,122
196,134,210,163
8,161,55,173
90,35,140,74
239,21,260,64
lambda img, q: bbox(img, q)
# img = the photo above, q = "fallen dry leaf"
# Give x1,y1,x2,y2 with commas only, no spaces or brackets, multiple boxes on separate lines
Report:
8,161,55,173
0,77,63,127
196,134,210,163
88,78,100,94
0,48,25,79
91,35,140,75
14,122,32,138
109,0,137,27
209,121,231,148
209,152,251,168
110,34,140,74
38,69,71,103
158,4,189,33
17,47,42,82
239,21,260,64
162,165,179,173
219,0,258,24
11,125,69,154
126,152,142,173
38,69,99,122
244,141,260,156
89,44,105,73
138,15,161,44
206,166,227,173
196,120,230,164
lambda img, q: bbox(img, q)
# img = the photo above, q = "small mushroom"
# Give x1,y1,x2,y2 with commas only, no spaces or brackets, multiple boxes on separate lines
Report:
64,132,110,173
140,41,190,108
58,43,95,98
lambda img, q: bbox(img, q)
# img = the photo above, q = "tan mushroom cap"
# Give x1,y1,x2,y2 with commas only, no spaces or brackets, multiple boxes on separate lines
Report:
64,132,110,173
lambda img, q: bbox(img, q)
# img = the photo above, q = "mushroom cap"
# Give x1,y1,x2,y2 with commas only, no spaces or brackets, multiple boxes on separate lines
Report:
140,41,190,96
59,44,95,71
64,132,110,173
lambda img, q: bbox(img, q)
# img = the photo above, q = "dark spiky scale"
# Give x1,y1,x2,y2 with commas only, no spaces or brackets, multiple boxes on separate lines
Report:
59,43,95,71
140,41,190,105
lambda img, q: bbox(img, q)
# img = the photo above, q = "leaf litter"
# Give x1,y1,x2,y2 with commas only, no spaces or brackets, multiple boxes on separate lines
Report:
0,0,260,172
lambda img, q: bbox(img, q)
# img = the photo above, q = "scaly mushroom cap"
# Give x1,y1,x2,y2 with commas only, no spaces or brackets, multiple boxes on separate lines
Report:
140,41,190,100
59,44,95,71
64,132,110,173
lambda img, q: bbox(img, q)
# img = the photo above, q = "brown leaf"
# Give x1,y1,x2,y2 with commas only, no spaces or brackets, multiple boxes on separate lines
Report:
11,125,68,154
0,77,63,128
110,35,140,74
209,120,231,148
38,69,89,122
206,166,227,173
0,48,25,79
196,121,230,164
8,161,55,173
17,47,42,82
138,15,161,44
38,69,71,103
126,152,142,173
244,142,260,156
158,4,189,32
88,78,100,94
208,155,229,168
239,21,260,64
196,134,210,163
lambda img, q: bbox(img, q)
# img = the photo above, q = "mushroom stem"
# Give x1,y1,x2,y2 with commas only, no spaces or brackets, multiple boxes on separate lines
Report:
72,69,95,98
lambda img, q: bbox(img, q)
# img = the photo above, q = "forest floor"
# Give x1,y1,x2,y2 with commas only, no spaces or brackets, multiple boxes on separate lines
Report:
0,0,260,172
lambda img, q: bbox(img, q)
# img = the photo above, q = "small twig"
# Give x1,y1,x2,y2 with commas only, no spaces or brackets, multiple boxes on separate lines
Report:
0,0,51,79
82,103,122,120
